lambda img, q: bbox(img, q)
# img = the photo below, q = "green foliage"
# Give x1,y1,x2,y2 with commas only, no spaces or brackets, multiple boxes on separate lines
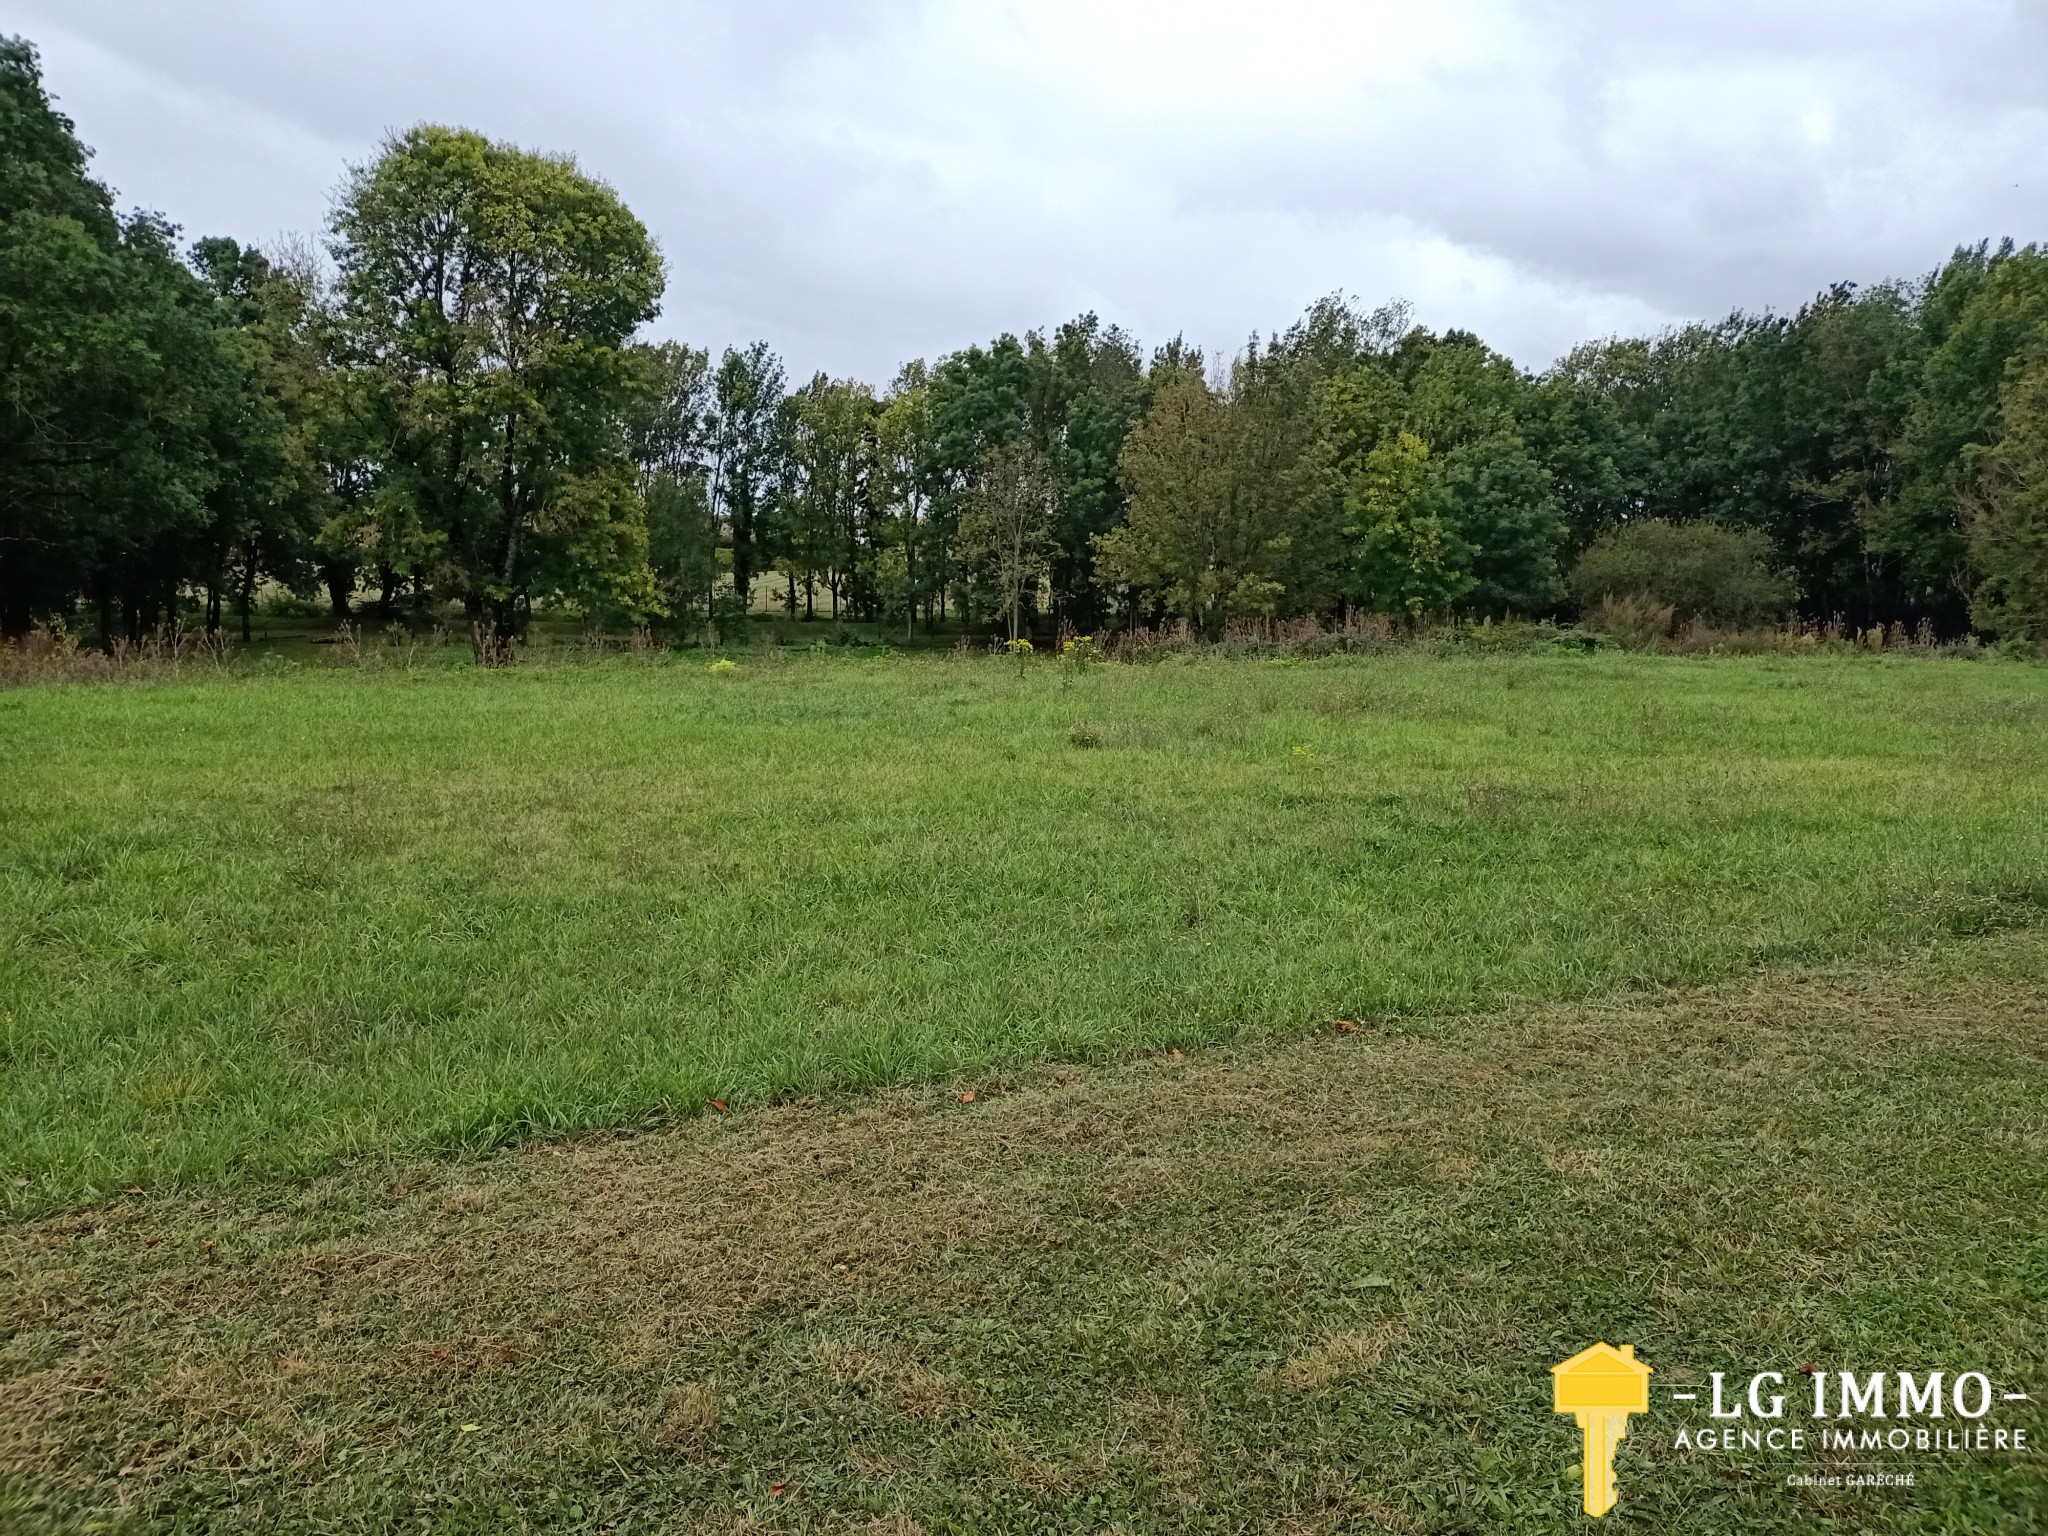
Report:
784,373,878,620
1886,244,2048,617
1223,314,1361,615
1308,330,1569,622
1552,283,1928,627
924,315,1151,630
1045,317,1150,626
708,340,786,603
9,29,2048,649
869,361,941,636
1097,368,1287,636
624,341,719,626
1344,432,1473,620
1965,357,2048,642
1518,367,1641,554
0,36,282,638
331,125,666,636
1100,301,1425,635
1570,519,1798,626
186,236,336,638
955,440,1055,642
1432,434,1567,616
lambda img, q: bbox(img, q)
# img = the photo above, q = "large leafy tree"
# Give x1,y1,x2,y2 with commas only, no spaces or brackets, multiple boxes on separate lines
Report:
1433,434,1566,616
926,332,1033,627
1100,299,1428,635
0,36,243,638
1227,328,1351,617
1312,333,1567,620
0,31,135,633
624,340,720,626
1964,356,2048,642
1345,433,1472,621
926,315,1153,631
708,341,787,608
783,373,876,619
870,361,942,635
1770,282,1922,623
930,334,1032,478
1038,316,1149,630
1886,244,2048,622
187,237,337,639
1557,281,1938,629
329,125,665,639
1531,347,1652,553
1098,366,1286,636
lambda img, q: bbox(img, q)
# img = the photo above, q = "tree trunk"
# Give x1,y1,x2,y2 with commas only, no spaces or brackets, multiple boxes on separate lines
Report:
1010,522,1024,643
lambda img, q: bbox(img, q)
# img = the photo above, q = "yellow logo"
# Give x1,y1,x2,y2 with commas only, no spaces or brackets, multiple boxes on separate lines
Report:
1553,1342,1652,1516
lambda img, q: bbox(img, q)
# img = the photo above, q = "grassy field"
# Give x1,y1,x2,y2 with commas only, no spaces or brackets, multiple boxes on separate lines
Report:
2,649,2047,1214
3,931,2043,1532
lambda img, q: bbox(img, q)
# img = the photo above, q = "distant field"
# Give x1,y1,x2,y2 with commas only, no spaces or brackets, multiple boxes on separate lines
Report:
2,649,2046,1210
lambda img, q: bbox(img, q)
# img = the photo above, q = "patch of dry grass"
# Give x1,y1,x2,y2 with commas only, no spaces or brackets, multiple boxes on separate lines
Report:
1280,1325,1403,1392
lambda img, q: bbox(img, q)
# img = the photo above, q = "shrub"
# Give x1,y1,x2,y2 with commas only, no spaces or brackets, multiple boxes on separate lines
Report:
1585,594,1677,651
1569,520,1797,627
1,624,234,685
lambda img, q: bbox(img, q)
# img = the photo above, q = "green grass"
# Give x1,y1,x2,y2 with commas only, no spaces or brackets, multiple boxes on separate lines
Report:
2,649,2046,1211
4,933,2043,1532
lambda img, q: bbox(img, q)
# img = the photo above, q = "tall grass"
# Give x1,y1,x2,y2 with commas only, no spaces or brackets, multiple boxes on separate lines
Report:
0,623,237,686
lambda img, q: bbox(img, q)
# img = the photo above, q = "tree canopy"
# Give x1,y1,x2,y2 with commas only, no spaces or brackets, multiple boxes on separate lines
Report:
329,125,666,637
8,26,2048,648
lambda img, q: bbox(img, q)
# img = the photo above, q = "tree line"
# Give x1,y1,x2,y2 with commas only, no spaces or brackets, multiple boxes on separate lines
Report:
5,35,2047,648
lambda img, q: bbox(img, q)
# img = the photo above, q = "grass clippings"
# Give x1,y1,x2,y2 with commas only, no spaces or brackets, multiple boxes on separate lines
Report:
3,931,2043,1532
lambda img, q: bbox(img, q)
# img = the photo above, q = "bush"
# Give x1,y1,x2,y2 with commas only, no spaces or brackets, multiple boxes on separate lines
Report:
707,591,753,645
1570,520,1797,627
1585,594,1677,651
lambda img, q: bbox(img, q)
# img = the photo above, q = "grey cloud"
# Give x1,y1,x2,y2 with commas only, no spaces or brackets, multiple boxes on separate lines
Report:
3,0,2042,381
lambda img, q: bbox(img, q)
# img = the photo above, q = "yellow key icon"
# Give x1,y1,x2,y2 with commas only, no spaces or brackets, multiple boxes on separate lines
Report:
1551,1343,1652,1517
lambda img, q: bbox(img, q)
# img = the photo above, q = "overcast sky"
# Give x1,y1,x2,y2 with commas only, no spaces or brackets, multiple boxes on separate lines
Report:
6,1,2045,382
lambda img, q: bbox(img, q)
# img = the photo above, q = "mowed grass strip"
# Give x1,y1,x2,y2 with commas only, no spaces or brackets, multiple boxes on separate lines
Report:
1,650,2046,1208
2,931,2043,1533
